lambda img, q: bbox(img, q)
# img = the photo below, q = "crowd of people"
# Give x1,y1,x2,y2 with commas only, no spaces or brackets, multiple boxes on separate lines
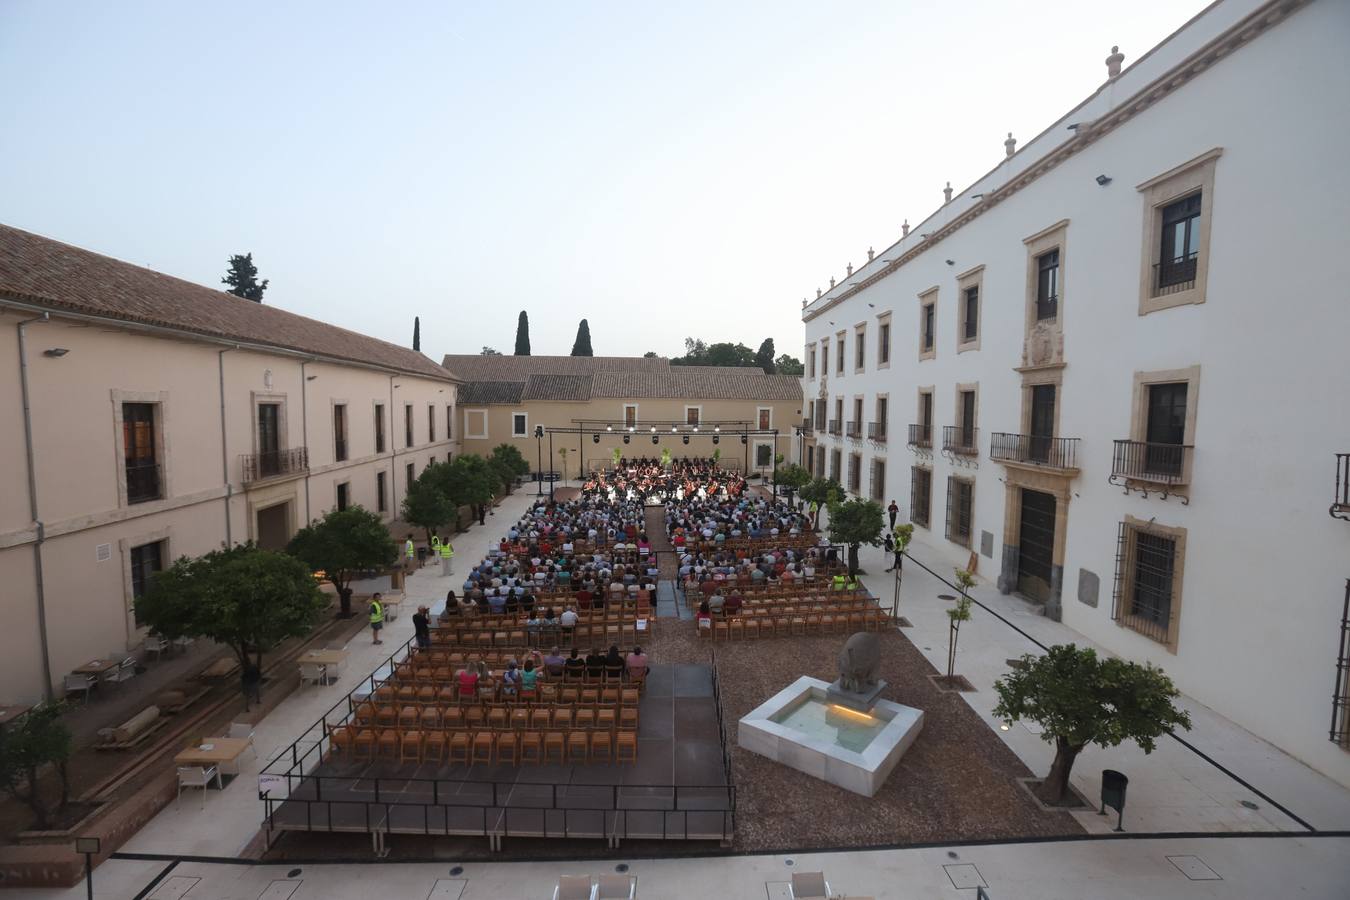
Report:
583,457,747,503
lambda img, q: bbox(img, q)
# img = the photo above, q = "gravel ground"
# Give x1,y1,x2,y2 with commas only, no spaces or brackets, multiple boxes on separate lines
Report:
652,624,1083,851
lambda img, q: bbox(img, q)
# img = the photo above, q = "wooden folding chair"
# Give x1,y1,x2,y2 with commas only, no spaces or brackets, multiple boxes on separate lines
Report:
400,730,423,763
448,731,470,766
422,729,446,764
567,729,589,762
590,730,612,763
544,731,566,764
616,731,638,765
520,730,543,765
496,731,518,765
471,731,495,766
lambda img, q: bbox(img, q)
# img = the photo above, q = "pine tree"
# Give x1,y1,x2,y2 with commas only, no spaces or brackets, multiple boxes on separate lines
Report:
571,319,593,356
221,253,268,302
412,316,421,351
514,311,531,355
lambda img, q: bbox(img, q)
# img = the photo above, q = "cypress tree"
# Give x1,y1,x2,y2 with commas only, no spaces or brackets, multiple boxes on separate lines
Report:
514,311,531,355
570,319,593,356
412,316,421,351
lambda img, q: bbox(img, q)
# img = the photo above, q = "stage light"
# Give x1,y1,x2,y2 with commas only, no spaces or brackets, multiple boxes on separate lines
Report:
741,435,748,445
606,424,613,432
628,426,634,433
534,425,544,438
650,426,656,433
651,435,659,444
712,435,719,445
593,434,600,443
623,434,630,444
714,425,721,433
682,435,689,445
671,425,677,433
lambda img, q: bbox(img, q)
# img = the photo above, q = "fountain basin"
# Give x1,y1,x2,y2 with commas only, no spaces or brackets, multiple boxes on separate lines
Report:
738,675,923,797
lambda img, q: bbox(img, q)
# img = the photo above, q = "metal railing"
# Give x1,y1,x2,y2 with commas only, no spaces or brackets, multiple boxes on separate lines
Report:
990,432,1079,470
1331,579,1350,747
243,447,310,483
125,461,162,504
1333,453,1350,521
941,425,979,455
827,419,842,436
845,420,861,438
799,418,813,436
1111,439,1191,485
1153,254,1198,296
867,421,887,442
907,424,932,449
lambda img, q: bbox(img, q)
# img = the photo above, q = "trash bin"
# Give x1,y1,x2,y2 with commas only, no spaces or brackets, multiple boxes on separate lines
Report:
1101,769,1128,831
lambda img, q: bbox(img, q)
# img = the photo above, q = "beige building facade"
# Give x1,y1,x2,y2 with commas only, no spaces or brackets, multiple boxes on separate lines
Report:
0,226,460,703
443,355,804,479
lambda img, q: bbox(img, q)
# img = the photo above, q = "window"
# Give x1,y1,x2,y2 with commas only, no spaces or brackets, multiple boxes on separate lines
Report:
923,304,935,351
756,443,773,468
872,395,888,442
405,404,414,447
1145,383,1188,476
830,448,842,482
910,467,932,528
1137,148,1220,313
854,327,866,372
945,477,973,546
815,400,826,431
129,540,164,625
333,404,348,462
870,458,886,501
428,405,436,442
878,319,891,366
336,482,350,511
624,405,638,428
686,407,701,427
256,401,281,477
917,389,933,445
465,409,488,439
1332,580,1350,749
850,398,862,437
833,397,843,435
836,331,846,375
1112,517,1187,650
512,413,528,437
958,389,976,450
848,452,861,493
821,342,829,377
808,346,816,379
446,405,453,440
374,404,385,453
122,402,161,503
1029,384,1057,463
406,462,415,486
376,471,387,512
758,408,772,430
1126,366,1200,486
1036,249,1059,320
963,287,979,341
918,289,937,360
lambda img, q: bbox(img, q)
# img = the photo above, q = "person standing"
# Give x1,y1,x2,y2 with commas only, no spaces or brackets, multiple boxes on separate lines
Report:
884,533,896,571
439,537,454,576
404,534,416,572
369,592,385,645
413,605,431,650
887,500,899,530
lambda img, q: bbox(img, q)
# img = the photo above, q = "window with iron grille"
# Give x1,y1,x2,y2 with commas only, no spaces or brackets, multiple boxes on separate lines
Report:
122,402,161,504
1158,193,1201,289
1112,520,1183,647
1331,579,1350,749
871,458,885,501
756,443,773,468
376,471,387,513
945,477,973,546
910,467,931,528
1036,248,1059,320
848,453,861,493
129,540,164,626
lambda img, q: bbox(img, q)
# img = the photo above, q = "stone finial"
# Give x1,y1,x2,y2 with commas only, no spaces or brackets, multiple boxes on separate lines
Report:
867,247,875,262
830,277,836,289
817,287,822,299
846,262,853,276
802,298,808,309
902,219,910,237
943,182,953,204
1106,45,1125,78
1005,132,1017,157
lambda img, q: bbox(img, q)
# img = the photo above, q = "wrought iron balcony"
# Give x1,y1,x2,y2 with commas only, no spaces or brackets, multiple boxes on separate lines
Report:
125,461,162,504
799,418,813,436
827,419,842,436
942,425,979,455
243,447,309,484
907,423,932,449
1111,440,1191,486
1153,253,1198,296
1334,453,1350,521
990,432,1079,471
845,420,862,439
867,421,887,442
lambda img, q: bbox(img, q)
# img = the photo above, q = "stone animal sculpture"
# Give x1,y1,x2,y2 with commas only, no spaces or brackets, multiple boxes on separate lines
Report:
837,632,881,693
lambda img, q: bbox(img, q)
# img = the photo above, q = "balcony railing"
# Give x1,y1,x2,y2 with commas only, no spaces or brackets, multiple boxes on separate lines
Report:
1334,453,1350,521
990,432,1079,470
243,447,310,484
125,461,162,504
942,425,979,455
907,423,932,449
827,419,842,436
1111,440,1191,486
1153,253,1198,296
868,421,887,442
845,420,862,439
799,418,813,436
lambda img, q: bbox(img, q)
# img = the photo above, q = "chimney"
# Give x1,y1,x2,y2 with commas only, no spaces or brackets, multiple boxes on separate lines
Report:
943,182,953,204
1106,45,1125,79
867,247,874,262
1005,132,1017,157
816,288,822,299
902,220,910,237
830,277,836,289
846,263,853,277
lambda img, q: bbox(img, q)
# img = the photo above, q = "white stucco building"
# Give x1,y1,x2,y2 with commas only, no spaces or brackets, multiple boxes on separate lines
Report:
799,0,1350,788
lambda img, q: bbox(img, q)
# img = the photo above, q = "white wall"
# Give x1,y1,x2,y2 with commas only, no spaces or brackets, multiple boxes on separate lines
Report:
801,0,1350,787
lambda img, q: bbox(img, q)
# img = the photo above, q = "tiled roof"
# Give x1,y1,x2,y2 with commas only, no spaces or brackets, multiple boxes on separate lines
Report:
592,370,801,401
440,354,669,382
0,225,456,381
521,373,593,402
458,381,525,405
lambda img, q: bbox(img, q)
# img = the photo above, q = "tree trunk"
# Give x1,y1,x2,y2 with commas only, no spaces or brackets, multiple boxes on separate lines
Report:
22,766,49,830
337,584,353,618
947,621,959,678
1036,738,1082,804
57,761,70,810
847,544,859,576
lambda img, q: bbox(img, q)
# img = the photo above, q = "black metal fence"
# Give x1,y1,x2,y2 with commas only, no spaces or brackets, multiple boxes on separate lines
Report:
1331,579,1350,748
867,421,887,442
1153,254,1198,296
1111,439,1190,484
243,447,309,483
1333,453,1350,520
907,423,932,449
990,432,1079,470
941,425,979,455
125,461,162,503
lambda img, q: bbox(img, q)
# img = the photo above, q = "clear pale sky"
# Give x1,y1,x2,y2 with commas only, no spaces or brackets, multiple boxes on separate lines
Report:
0,0,1208,362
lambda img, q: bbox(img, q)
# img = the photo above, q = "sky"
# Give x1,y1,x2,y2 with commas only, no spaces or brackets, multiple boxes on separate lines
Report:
0,0,1210,363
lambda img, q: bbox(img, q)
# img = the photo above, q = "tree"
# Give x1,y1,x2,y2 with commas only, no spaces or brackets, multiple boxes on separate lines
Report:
286,506,398,618
776,462,811,506
611,446,622,468
755,338,776,374
670,337,759,368
488,443,530,496
993,644,1193,804
138,544,327,702
571,319,593,356
447,454,497,526
401,462,456,549
514,311,531,355
826,497,885,575
642,351,658,358
946,569,976,681
556,447,568,482
222,253,268,302
800,476,842,530
0,703,73,830
774,354,805,376
481,346,502,355
412,316,420,351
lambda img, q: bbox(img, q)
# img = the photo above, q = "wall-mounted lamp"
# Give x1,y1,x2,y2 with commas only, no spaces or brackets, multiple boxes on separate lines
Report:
670,425,677,433
42,348,69,358
714,425,721,433
1095,174,1113,186
649,425,656,433
740,435,748,445
534,425,544,438
945,259,955,266
627,426,634,433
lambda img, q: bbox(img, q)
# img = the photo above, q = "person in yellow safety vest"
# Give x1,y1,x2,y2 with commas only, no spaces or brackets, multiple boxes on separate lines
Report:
438,537,454,576
831,572,847,591
845,574,860,591
369,592,385,645
404,534,416,570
